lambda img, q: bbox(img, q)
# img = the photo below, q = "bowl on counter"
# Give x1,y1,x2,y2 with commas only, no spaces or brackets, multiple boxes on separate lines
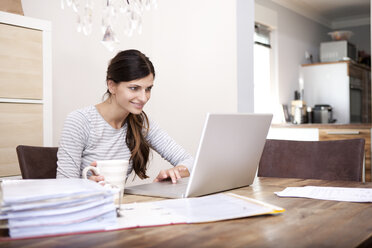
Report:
328,30,353,41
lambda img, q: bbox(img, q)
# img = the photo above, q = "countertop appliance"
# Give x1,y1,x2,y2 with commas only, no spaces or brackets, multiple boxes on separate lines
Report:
313,104,336,123
320,40,357,62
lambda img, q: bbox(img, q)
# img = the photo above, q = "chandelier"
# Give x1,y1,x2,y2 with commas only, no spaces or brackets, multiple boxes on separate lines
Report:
61,0,158,51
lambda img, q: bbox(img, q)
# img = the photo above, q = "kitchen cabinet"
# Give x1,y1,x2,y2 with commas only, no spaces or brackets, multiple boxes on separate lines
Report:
301,61,371,124
268,124,372,182
0,11,52,177
349,64,371,123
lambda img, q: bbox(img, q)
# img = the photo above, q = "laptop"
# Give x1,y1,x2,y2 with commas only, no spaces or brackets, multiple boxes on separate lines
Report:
125,113,273,198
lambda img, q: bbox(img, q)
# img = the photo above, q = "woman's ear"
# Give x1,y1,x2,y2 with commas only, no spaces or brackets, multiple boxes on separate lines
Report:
107,80,116,94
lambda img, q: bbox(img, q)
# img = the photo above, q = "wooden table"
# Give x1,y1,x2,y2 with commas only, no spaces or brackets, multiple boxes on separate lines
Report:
1,177,372,247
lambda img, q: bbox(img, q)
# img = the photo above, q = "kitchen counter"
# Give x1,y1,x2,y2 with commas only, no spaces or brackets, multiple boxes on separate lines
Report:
272,123,372,129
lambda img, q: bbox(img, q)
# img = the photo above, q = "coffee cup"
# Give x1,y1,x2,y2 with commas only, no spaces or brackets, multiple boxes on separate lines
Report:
82,159,129,192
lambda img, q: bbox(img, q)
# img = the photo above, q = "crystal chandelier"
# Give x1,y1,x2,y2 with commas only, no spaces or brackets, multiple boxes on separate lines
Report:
61,0,158,51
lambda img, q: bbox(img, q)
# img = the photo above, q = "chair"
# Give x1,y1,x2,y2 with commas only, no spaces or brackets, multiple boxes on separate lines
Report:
257,139,365,182
16,145,58,179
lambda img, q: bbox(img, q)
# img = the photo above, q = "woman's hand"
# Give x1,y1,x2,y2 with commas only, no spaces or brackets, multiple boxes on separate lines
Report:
153,165,190,184
88,161,105,183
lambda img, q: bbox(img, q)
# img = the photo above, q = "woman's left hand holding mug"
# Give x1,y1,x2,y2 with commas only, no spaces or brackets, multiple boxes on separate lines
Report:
85,161,105,183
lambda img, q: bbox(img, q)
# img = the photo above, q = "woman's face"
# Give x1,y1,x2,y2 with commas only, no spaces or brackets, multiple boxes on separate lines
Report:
109,73,154,115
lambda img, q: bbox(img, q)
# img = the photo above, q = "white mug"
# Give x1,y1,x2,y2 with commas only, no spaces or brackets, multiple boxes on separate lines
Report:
82,159,129,192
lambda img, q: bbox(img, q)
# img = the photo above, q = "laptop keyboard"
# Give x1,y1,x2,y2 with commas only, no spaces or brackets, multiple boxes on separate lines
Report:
125,177,190,198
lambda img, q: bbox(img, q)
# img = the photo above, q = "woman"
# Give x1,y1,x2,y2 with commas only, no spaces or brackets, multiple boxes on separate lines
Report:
57,49,193,184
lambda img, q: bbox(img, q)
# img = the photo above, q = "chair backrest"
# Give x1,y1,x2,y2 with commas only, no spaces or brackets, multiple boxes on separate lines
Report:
257,139,365,182
16,145,58,179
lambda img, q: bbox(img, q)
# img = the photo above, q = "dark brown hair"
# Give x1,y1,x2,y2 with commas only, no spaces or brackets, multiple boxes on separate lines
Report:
106,49,155,179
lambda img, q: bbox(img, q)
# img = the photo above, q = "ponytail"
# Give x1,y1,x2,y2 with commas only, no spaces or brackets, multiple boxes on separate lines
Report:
126,112,150,179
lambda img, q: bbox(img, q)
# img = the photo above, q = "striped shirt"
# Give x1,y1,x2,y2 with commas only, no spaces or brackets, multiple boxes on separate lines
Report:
56,105,194,178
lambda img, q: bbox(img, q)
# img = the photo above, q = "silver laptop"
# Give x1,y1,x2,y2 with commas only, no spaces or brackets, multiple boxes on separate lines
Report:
125,113,273,198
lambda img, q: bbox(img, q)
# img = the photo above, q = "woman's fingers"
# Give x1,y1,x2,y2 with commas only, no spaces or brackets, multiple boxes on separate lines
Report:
89,175,104,182
86,161,105,185
153,166,189,183
173,168,182,180
153,170,167,182
168,169,177,183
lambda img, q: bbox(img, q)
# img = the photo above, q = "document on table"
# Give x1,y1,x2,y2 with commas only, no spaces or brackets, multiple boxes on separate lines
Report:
108,193,285,230
275,186,372,202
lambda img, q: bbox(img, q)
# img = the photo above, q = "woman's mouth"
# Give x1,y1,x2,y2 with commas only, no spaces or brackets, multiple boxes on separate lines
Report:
131,102,144,109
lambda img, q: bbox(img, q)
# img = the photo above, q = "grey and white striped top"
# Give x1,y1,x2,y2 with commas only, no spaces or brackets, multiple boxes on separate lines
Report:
56,105,194,178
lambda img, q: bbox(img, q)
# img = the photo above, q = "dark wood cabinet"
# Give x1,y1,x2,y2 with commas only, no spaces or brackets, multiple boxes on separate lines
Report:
349,63,371,123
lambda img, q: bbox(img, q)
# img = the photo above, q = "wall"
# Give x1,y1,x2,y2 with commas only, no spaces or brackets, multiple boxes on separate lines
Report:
237,0,254,113
347,25,371,54
21,0,246,184
255,0,330,107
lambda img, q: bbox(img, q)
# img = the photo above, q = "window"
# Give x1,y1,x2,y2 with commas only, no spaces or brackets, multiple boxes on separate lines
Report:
253,22,283,122
254,23,272,114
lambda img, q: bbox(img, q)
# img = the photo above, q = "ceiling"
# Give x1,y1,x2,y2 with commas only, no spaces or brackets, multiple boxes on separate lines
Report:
272,0,370,29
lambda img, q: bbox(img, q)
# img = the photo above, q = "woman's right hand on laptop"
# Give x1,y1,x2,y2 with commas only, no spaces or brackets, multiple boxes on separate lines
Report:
154,165,189,184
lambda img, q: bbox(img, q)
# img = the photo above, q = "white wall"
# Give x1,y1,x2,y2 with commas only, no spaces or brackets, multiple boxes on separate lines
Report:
21,0,248,184
237,0,254,112
255,0,330,107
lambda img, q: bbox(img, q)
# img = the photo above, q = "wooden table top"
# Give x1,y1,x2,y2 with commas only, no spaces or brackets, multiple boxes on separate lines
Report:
1,177,372,248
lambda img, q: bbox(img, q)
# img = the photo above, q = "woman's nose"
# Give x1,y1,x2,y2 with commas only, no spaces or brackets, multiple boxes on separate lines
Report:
138,90,149,102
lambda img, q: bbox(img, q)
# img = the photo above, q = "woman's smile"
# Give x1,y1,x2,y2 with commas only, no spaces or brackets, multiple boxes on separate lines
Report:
131,101,145,109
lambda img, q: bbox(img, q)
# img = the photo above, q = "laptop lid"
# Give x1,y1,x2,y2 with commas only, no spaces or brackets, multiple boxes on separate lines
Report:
185,113,272,197
125,113,273,198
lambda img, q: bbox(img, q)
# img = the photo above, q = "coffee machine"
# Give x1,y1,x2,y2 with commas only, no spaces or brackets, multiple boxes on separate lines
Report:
312,104,336,123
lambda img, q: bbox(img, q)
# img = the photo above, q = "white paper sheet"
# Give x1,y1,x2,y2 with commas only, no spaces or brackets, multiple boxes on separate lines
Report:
108,193,285,230
275,186,372,202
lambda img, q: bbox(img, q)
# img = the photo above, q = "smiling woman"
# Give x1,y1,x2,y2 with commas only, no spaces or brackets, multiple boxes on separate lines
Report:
56,49,194,185
106,74,154,117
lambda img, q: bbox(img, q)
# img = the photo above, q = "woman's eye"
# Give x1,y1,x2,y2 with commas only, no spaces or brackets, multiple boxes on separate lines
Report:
129,87,138,91
146,87,152,92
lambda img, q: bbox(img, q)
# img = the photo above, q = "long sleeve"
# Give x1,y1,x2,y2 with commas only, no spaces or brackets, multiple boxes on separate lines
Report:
56,111,90,178
146,120,194,172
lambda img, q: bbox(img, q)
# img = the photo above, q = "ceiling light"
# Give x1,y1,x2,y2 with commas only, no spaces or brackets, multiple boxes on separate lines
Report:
61,0,157,51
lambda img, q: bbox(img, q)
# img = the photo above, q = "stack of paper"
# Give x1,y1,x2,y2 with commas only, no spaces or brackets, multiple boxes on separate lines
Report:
0,179,118,238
